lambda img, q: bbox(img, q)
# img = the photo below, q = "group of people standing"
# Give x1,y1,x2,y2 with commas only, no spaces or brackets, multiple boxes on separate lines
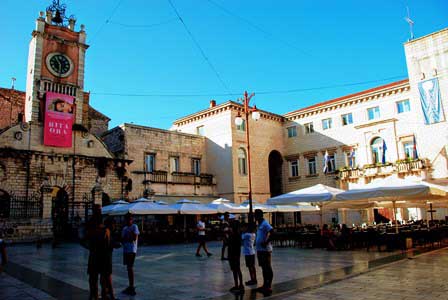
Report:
197,209,274,295
85,204,140,300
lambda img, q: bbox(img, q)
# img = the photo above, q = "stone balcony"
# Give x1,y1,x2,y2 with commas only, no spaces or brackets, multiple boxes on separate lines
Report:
339,159,428,181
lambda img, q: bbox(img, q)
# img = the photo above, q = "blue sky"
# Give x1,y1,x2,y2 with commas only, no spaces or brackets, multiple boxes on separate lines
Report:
1,0,447,129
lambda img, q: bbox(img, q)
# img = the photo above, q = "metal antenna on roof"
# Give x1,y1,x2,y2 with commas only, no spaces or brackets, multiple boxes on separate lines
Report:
404,7,415,41
11,77,16,90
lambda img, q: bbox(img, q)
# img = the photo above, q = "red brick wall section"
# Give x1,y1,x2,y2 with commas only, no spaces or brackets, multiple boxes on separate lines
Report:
0,88,25,130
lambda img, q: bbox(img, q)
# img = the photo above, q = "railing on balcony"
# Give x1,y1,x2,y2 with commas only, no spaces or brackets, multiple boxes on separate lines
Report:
171,172,196,184
339,168,361,180
339,159,427,181
396,159,425,173
134,170,215,185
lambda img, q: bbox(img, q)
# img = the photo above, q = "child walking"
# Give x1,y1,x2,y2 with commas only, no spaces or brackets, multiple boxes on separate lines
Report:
228,220,244,293
241,223,257,286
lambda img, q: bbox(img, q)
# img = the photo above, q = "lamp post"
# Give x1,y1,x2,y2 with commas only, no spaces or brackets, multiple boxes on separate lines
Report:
235,91,260,224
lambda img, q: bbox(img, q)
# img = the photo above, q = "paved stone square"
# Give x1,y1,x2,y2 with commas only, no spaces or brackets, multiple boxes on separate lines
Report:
0,241,406,299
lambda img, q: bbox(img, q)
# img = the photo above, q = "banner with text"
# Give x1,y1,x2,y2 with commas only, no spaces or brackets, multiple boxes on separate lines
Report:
44,92,74,147
418,78,442,125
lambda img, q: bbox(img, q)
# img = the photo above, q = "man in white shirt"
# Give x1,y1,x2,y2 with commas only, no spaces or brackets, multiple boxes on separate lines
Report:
121,213,140,296
255,209,274,295
195,217,212,257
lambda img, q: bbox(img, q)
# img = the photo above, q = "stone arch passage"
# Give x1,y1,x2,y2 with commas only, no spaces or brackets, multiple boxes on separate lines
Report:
52,187,69,238
268,150,283,197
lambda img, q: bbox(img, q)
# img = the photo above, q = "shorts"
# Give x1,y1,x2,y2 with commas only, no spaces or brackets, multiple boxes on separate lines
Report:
197,235,206,243
123,252,136,267
245,254,255,268
228,257,241,271
257,251,272,267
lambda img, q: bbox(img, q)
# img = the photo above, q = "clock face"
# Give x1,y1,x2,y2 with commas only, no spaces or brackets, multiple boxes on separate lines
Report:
46,53,73,77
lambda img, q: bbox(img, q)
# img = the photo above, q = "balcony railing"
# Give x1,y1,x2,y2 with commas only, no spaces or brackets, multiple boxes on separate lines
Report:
338,159,427,181
135,170,215,185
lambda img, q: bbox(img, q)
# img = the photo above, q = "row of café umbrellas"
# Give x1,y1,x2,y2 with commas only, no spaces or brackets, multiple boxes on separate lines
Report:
102,198,320,216
266,175,448,233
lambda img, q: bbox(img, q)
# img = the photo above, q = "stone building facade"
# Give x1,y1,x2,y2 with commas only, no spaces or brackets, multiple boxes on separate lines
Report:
172,28,448,225
0,8,127,241
171,101,285,203
102,123,217,203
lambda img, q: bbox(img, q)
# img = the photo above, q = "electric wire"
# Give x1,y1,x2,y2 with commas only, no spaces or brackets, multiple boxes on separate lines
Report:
167,0,232,96
206,0,311,57
89,0,124,43
90,75,407,98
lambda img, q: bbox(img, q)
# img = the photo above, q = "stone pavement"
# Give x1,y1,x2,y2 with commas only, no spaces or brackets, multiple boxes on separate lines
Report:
280,247,448,300
0,242,446,300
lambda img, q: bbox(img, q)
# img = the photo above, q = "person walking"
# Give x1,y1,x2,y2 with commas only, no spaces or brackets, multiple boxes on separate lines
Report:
241,222,257,286
221,212,230,260
101,217,121,300
254,209,274,295
121,213,140,296
86,204,105,300
228,220,244,293
195,217,212,257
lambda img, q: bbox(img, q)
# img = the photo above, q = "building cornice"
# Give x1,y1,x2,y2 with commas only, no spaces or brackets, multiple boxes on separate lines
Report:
354,118,398,129
284,79,410,121
173,101,284,126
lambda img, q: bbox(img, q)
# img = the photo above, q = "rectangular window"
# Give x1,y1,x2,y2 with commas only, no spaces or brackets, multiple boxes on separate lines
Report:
238,157,247,175
289,160,299,177
196,125,205,136
341,113,353,126
192,158,201,175
287,126,297,138
236,119,246,131
170,156,180,173
144,153,155,173
322,118,332,130
304,122,314,134
397,99,411,114
367,106,380,120
308,157,317,175
403,142,415,159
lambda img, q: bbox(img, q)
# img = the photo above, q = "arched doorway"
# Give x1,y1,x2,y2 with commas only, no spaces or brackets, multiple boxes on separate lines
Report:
51,187,69,238
268,150,283,197
0,190,10,218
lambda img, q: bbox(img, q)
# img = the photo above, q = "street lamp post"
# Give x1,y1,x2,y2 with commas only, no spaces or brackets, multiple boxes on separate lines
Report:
235,91,260,224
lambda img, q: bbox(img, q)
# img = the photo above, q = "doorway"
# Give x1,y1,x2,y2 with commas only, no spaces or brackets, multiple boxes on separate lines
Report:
268,150,283,197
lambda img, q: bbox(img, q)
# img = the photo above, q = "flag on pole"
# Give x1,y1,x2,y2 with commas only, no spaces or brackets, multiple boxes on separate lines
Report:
323,150,329,173
382,140,387,164
349,148,356,168
413,135,419,159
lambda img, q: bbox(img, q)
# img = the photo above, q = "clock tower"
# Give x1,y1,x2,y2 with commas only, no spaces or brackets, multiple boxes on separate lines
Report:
25,1,88,126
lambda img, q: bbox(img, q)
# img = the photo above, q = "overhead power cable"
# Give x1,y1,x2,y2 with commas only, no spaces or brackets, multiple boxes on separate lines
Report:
90,75,407,98
207,0,311,57
89,0,124,43
167,0,232,96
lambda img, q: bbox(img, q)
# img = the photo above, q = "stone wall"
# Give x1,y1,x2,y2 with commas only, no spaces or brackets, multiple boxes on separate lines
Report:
103,123,217,199
0,88,25,130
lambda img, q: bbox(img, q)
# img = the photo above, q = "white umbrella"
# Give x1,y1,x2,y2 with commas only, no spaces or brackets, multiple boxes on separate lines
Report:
239,200,277,213
208,198,248,213
267,184,344,205
272,204,320,212
170,200,217,215
334,175,447,232
110,198,177,215
102,200,128,214
335,175,446,202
